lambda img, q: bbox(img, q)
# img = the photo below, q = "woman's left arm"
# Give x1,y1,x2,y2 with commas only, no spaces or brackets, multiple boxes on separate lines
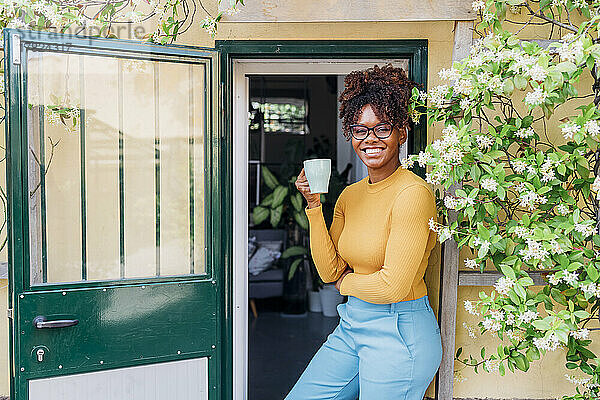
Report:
338,184,436,304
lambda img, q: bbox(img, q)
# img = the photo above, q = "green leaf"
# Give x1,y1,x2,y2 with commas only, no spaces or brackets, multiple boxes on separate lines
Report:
513,352,530,371
585,264,599,281
500,263,516,280
517,276,534,287
271,185,289,208
291,192,303,212
514,75,528,90
270,204,283,227
281,246,307,259
503,78,515,95
260,193,274,207
532,319,551,330
294,211,309,230
526,346,540,361
513,283,527,300
556,61,577,75
252,206,269,225
287,258,302,281
262,166,279,189
573,310,590,319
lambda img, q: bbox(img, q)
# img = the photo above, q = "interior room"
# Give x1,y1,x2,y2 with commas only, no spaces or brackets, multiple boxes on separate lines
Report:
245,74,370,399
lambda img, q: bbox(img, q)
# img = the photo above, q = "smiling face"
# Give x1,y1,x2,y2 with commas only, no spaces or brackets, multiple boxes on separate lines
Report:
351,104,407,172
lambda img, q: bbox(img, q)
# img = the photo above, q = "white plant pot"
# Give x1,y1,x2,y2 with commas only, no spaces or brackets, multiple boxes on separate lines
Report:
320,284,343,317
308,290,322,313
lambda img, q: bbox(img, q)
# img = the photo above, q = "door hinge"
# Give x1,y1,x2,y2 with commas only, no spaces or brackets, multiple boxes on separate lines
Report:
7,308,13,319
11,34,21,65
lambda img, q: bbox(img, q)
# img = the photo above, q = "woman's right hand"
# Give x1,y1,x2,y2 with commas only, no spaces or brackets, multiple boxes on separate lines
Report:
295,168,321,209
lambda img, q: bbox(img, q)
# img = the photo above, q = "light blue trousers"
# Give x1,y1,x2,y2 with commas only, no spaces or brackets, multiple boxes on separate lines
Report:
284,294,443,400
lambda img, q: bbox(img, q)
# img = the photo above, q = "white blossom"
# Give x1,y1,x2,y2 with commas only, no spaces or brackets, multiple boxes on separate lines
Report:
455,79,473,96
400,157,415,169
512,160,527,174
483,11,495,22
472,0,486,11
484,358,501,373
417,151,433,167
463,321,477,338
533,333,561,351
439,67,461,81
581,282,600,297
574,222,597,238
464,300,480,316
494,276,515,295
480,177,498,192
464,258,478,270
562,270,579,286
505,313,516,325
515,127,535,139
561,121,580,140
474,236,491,254
527,64,548,82
460,97,472,110
428,217,439,232
486,76,503,93
519,239,549,261
570,328,590,340
556,204,569,216
519,191,540,211
549,240,564,255
429,85,450,108
513,226,532,239
482,317,501,332
565,373,591,386
426,169,448,185
438,227,453,244
468,54,484,68
584,120,600,136
475,135,494,150
490,309,505,321
524,87,548,107
518,310,539,324
441,147,464,164
45,109,61,126
548,273,562,285
558,38,584,63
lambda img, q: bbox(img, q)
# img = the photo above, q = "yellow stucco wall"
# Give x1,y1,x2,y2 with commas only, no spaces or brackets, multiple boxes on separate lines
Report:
0,3,598,399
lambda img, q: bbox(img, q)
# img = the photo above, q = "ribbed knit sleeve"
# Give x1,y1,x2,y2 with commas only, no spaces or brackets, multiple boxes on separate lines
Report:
304,195,349,283
338,184,436,303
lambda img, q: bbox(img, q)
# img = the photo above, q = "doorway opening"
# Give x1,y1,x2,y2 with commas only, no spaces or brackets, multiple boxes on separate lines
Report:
232,59,411,400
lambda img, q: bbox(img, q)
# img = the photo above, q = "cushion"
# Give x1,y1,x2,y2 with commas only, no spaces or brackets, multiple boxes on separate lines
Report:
248,235,258,259
257,240,283,252
248,246,281,276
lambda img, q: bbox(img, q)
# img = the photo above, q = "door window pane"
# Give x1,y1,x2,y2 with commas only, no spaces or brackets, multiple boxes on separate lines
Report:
26,51,207,285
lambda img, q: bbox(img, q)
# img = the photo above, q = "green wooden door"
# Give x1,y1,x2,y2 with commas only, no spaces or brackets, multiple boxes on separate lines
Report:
4,29,223,400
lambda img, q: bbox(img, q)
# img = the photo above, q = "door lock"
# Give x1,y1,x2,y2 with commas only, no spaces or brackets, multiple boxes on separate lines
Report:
31,345,49,363
36,349,44,362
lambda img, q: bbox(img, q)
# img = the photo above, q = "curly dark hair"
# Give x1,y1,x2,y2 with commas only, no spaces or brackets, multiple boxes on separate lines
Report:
338,64,420,141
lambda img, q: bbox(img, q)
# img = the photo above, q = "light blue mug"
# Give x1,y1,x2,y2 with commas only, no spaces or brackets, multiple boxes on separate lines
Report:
303,158,331,193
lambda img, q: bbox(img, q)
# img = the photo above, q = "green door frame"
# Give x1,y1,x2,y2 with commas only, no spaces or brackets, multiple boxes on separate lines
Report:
215,39,428,400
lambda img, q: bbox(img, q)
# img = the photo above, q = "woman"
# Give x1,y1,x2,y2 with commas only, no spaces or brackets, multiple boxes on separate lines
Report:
286,64,443,400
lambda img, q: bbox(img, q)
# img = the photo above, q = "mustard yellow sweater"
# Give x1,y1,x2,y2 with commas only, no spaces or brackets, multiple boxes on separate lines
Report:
304,165,437,304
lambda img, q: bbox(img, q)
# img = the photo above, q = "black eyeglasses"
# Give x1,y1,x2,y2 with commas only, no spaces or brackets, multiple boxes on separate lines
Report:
349,122,395,140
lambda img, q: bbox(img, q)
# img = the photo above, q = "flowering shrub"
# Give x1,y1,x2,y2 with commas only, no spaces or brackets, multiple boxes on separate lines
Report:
0,0,242,42
403,1,600,398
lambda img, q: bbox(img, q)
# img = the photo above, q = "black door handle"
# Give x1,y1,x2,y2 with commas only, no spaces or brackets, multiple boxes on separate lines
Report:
33,316,79,329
